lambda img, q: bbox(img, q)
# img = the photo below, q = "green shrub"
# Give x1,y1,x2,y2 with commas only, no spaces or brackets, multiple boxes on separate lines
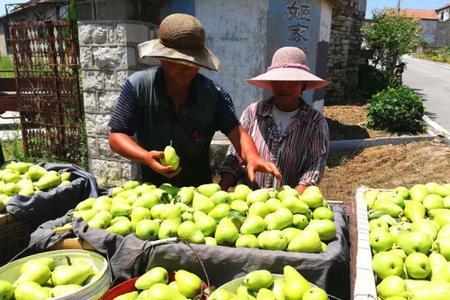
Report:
366,86,424,133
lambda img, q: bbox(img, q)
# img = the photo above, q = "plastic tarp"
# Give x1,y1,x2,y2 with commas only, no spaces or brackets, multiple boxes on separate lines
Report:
29,204,350,299
6,163,99,226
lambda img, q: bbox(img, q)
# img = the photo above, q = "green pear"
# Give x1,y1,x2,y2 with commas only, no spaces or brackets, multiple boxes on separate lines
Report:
131,207,151,224
423,194,444,211
372,251,404,279
395,186,410,199
135,219,160,240
210,191,231,205
282,196,309,214
410,184,428,202
177,221,205,244
305,220,336,241
73,209,98,222
277,188,299,201
397,231,432,255
52,264,92,286
372,199,403,218
257,230,288,250
161,146,180,169
107,219,133,236
209,289,235,300
431,209,450,228
91,196,112,211
158,219,181,239
265,208,293,230
16,262,51,285
408,281,450,300
209,204,231,222
168,281,179,291
175,270,202,298
389,249,407,260
111,186,124,197
272,279,285,300
244,270,273,292
302,287,328,300
51,284,82,297
313,207,334,220
14,281,51,300
146,283,187,300
376,275,407,299
444,195,450,209
369,219,389,232
299,193,323,210
205,237,217,246
247,189,269,204
231,200,249,214
193,211,217,237
429,252,449,282
181,212,193,222
256,288,275,300
411,219,439,240
19,258,54,276
288,230,322,253
36,171,61,191
133,193,159,209
437,224,450,240
113,291,139,300
2,183,20,196
135,267,168,290
236,234,259,248
266,198,283,212
369,229,394,252
111,202,132,217
24,165,47,181
151,204,167,219
122,180,139,190
237,285,256,300
281,228,302,243
284,265,311,300
160,204,181,220
134,183,155,194
2,171,21,184
192,193,215,214
436,238,450,260
0,280,14,300
405,252,431,279
241,216,266,235
233,184,252,201
292,214,309,230
215,218,239,245
177,187,195,204
364,189,379,208
197,183,221,197
426,182,449,197
248,202,271,218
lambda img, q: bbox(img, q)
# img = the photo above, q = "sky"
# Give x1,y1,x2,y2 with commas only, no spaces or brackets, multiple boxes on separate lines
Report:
0,0,448,19
366,0,449,18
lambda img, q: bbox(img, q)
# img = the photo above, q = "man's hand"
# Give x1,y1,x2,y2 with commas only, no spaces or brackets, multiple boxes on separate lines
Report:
143,150,182,179
246,155,281,183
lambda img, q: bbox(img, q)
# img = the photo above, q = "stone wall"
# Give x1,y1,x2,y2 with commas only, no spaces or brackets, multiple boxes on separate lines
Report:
325,0,366,102
78,20,158,186
435,21,450,47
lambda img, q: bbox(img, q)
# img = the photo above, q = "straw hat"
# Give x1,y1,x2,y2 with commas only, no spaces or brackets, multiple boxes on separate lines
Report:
247,47,328,91
138,13,220,71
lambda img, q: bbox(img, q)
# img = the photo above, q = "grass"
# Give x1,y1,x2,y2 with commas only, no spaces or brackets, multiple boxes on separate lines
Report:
0,56,14,78
1,137,25,162
414,47,450,64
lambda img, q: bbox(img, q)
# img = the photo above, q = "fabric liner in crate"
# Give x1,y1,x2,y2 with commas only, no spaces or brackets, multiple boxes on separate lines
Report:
30,204,350,299
5,163,99,226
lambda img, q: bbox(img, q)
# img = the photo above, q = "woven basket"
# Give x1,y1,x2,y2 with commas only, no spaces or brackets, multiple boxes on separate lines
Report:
0,213,33,266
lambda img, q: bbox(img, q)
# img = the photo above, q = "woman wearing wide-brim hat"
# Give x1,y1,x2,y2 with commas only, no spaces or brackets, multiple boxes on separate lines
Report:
220,47,330,194
108,13,280,187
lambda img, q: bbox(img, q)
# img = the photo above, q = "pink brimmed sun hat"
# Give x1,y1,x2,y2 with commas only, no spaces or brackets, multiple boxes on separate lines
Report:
247,47,328,91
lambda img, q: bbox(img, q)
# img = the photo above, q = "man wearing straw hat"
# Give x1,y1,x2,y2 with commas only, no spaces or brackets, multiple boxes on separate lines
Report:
220,47,329,195
108,13,280,187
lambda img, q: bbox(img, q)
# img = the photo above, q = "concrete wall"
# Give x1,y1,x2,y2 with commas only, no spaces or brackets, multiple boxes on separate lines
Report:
420,20,437,46
0,24,6,57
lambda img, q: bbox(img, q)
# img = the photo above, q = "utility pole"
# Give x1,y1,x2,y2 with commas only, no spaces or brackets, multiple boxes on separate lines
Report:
397,0,401,12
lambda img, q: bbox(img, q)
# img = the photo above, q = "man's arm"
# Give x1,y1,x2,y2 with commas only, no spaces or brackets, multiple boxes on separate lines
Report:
108,132,180,178
227,125,281,183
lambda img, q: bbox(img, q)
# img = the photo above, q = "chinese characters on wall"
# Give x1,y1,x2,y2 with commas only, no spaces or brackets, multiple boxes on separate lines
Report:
286,0,311,54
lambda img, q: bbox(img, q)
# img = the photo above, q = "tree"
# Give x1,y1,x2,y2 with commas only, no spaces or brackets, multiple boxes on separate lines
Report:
362,10,422,77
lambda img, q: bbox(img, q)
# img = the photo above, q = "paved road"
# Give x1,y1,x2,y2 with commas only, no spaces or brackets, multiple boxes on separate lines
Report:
402,55,450,132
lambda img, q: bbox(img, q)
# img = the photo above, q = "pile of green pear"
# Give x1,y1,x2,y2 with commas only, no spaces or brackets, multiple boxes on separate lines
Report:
0,162,72,213
209,266,328,300
113,266,204,300
365,183,450,299
0,256,99,300
72,181,337,253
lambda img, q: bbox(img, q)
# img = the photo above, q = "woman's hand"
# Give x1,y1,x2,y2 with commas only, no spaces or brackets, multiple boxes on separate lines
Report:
142,150,182,178
246,155,281,183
